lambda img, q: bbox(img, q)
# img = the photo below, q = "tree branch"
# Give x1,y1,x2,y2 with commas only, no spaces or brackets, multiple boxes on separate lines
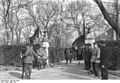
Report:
94,0,120,37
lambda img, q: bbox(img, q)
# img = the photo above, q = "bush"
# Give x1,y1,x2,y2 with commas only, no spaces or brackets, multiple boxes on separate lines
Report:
97,40,120,70
0,45,25,67
0,45,66,67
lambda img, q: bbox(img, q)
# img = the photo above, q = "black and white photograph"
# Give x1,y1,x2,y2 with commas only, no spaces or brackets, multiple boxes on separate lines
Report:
0,0,120,81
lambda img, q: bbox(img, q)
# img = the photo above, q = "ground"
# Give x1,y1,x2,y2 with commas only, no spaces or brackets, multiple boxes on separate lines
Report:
0,61,120,80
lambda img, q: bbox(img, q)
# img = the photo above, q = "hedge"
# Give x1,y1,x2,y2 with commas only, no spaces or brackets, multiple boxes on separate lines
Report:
0,45,25,66
0,45,65,67
96,40,120,70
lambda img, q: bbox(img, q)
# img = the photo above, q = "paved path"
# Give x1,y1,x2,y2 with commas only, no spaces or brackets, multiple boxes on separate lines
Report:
0,61,120,80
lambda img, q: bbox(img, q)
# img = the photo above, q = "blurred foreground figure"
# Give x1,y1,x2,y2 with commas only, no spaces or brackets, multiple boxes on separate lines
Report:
21,44,37,79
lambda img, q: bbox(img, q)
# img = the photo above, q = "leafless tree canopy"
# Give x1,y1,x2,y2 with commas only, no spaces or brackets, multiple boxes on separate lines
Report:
0,0,120,47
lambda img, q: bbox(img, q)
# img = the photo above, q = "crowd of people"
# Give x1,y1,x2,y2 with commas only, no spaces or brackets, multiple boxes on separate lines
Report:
20,43,48,79
64,42,108,80
84,43,108,80
20,41,108,80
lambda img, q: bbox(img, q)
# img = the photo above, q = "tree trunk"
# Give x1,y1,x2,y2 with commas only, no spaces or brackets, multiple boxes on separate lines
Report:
18,30,21,44
94,0,120,37
15,9,19,45
16,34,19,45
4,38,5,45
115,0,120,40
11,31,14,45
83,16,86,44
3,0,11,45
55,36,61,63
4,11,9,45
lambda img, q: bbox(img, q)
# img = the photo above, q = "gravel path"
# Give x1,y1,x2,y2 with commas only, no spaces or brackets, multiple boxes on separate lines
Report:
0,61,120,80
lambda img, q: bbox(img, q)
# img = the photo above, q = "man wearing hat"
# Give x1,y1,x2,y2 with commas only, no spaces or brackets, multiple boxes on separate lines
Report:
23,43,38,79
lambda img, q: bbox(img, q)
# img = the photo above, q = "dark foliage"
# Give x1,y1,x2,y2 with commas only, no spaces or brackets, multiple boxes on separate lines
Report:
96,40,120,70
0,45,25,67
0,45,65,67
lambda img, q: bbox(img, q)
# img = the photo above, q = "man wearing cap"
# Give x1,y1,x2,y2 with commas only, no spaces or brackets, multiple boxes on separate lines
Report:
91,43,101,78
23,44,38,79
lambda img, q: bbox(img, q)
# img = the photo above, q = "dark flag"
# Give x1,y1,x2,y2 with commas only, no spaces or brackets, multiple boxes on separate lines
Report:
29,27,40,44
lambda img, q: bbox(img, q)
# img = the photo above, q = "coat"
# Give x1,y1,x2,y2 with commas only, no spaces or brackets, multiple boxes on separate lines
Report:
91,46,100,63
24,47,37,64
84,48,92,62
64,48,72,59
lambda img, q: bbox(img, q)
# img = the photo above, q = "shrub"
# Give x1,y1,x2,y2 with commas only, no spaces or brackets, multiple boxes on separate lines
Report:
0,45,25,66
0,45,66,67
97,40,120,70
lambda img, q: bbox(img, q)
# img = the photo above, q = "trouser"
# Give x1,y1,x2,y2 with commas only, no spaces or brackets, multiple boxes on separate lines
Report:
73,52,76,60
101,65,108,79
42,59,47,68
65,57,72,64
85,61,91,70
24,63,33,79
37,61,42,69
37,58,42,70
21,63,25,78
65,57,68,64
92,62,100,76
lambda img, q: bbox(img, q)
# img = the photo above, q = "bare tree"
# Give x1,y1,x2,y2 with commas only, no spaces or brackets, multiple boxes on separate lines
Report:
66,0,92,47
94,0,120,37
21,17,33,43
36,0,60,38
67,0,91,36
1,0,11,45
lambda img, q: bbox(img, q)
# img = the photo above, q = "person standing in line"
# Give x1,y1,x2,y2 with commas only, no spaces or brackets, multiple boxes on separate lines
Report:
64,47,72,64
23,44,38,79
72,46,76,60
40,47,47,68
84,44,92,71
36,47,43,70
91,43,101,78
99,42,108,79
69,47,73,63
76,46,83,64
74,46,78,61
20,47,27,79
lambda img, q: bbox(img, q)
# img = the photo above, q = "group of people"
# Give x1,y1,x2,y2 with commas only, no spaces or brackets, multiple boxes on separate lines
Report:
20,42,108,80
83,42,108,79
64,42,108,80
64,46,83,64
20,43,47,79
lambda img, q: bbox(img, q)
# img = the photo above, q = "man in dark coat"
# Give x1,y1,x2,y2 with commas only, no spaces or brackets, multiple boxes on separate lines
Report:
64,47,72,64
20,47,27,79
84,44,92,70
76,46,83,64
71,47,76,60
23,44,38,79
99,43,108,79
